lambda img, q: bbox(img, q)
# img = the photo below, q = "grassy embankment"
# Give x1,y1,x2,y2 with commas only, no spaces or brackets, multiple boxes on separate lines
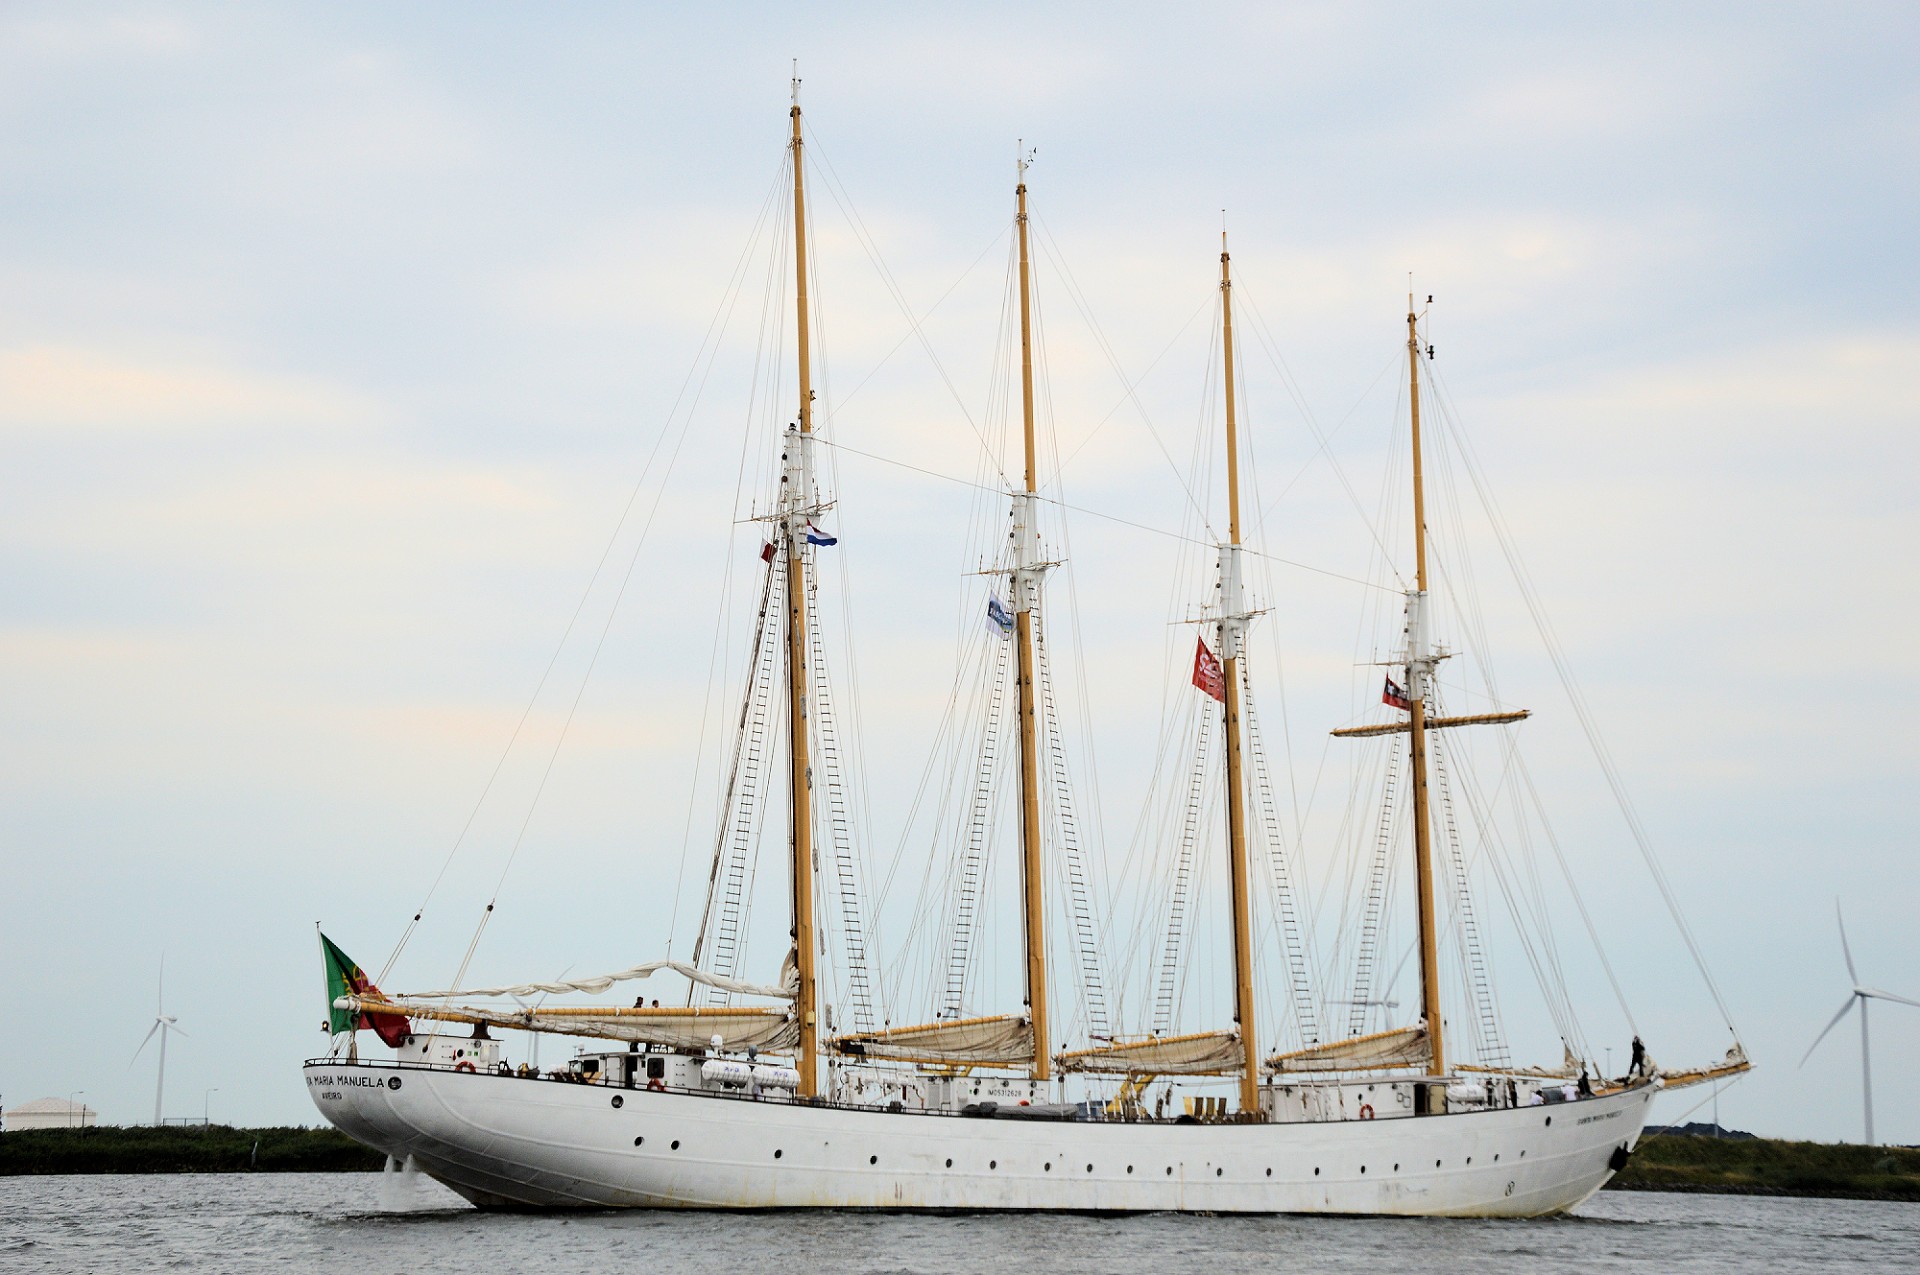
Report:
5,1125,1919,1199
0,1125,383,1174
1607,1134,1920,1200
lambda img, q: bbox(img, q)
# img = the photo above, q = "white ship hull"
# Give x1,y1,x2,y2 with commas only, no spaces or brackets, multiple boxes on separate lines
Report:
305,1061,1652,1216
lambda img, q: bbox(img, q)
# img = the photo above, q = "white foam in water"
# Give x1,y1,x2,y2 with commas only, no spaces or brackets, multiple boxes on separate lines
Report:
378,1154,424,1211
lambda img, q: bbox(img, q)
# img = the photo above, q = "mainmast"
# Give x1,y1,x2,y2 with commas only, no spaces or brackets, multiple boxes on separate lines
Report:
1403,297,1447,1094
783,81,820,1098
1011,153,1051,1082
1216,239,1261,1114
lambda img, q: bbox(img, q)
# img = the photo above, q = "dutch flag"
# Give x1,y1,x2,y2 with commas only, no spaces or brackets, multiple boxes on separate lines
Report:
806,522,838,547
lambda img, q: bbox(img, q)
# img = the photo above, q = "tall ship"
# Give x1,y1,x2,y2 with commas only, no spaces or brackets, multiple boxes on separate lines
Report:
305,86,1748,1215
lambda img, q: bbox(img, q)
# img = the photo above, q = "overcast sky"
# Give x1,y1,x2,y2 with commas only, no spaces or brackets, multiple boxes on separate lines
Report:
2,2,1916,1144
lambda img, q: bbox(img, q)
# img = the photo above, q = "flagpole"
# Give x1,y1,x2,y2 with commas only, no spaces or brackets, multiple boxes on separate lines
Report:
784,78,821,1099
1011,151,1051,1083
1405,297,1447,1100
1217,237,1262,1115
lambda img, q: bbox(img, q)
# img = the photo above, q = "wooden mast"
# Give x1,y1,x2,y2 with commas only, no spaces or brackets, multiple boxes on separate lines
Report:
1012,155,1051,1082
1217,238,1261,1113
1404,298,1446,1093
784,83,820,1098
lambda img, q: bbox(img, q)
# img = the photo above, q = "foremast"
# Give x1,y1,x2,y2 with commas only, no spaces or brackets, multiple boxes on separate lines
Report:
1011,155,1051,1083
1216,240,1262,1113
783,84,821,1098
1403,298,1446,1095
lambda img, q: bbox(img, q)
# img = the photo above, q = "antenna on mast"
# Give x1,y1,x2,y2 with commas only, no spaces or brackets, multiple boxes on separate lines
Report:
791,59,800,106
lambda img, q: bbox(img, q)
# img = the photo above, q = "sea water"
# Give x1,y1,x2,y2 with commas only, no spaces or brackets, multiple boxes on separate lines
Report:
1,1173,1913,1273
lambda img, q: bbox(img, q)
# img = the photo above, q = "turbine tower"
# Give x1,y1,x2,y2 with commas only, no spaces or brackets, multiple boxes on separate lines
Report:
1801,901,1920,1145
132,958,187,1126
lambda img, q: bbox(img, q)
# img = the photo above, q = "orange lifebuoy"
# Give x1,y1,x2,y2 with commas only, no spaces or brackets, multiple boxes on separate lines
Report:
454,1060,477,1073
647,1077,665,1092
1358,1103,1375,1120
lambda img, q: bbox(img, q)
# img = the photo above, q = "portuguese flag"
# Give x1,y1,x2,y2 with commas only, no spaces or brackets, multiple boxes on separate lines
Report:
320,932,412,1047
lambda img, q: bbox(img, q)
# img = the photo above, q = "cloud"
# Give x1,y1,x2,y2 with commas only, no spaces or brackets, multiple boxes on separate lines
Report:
0,344,388,433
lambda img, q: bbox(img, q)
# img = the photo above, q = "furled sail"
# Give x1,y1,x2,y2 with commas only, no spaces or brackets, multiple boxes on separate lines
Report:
829,1014,1033,1066
1654,1043,1751,1090
1264,1025,1430,1074
335,995,797,1051
1054,1030,1245,1076
399,959,795,1002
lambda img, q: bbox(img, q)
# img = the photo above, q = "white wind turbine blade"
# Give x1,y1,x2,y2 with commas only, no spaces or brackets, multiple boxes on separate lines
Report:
1859,987,1920,1011
1800,995,1858,1067
131,1019,162,1065
1835,899,1859,984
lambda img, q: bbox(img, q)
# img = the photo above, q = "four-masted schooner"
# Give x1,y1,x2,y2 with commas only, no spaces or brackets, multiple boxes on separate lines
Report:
305,88,1748,1215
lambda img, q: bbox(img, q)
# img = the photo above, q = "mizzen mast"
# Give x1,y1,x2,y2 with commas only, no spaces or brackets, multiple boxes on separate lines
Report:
1011,151,1051,1082
1216,238,1262,1114
783,77,821,1098
1403,296,1446,1094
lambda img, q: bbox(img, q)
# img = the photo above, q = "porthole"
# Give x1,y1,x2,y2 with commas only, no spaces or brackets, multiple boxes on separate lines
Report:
1086,1164,1093,1173
869,1155,878,1165
1360,1166,1367,1175
633,1136,644,1147
1435,1159,1442,1168
1044,1162,1051,1172
1166,1167,1173,1176
990,1160,997,1170
610,1095,623,1109
1215,1168,1223,1177
1493,1154,1500,1162
1127,1165,1134,1174
945,1158,953,1168
1265,1168,1272,1177
1393,1163,1400,1172
1466,1157,1472,1165
671,1140,680,1150
774,1149,783,1159
1313,1167,1320,1176
1520,1150,1527,1158
1545,1116,1552,1127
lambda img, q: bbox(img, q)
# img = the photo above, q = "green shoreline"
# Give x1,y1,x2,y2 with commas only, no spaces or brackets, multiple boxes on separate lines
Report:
4,1126,1916,1201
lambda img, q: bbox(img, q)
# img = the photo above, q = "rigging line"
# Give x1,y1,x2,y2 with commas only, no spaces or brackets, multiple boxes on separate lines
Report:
1235,284,1409,590
1423,358,1740,1040
1053,290,1216,476
453,184,780,992
817,226,1009,425
800,122,1011,488
1028,212,1218,540
377,161,788,987
806,435,1397,593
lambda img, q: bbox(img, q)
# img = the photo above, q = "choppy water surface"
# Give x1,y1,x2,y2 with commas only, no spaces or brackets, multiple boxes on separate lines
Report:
3,1173,1914,1273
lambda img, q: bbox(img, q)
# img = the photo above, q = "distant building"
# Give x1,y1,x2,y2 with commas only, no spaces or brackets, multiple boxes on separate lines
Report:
2,1098,98,1131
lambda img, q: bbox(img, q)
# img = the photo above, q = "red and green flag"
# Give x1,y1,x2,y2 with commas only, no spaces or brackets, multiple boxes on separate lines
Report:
320,932,412,1047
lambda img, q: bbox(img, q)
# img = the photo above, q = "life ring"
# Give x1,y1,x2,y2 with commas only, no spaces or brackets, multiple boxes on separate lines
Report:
1358,1103,1375,1120
647,1077,665,1093
454,1060,477,1073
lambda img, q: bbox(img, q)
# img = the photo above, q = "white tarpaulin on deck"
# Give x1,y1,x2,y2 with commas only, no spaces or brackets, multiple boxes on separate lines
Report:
1054,1030,1245,1076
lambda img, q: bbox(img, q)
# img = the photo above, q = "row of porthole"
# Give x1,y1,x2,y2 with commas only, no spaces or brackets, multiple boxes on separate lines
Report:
624,1151,1522,1177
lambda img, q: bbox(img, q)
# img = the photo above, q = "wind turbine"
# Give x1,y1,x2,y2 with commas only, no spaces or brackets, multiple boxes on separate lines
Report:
131,957,187,1126
1801,900,1920,1145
